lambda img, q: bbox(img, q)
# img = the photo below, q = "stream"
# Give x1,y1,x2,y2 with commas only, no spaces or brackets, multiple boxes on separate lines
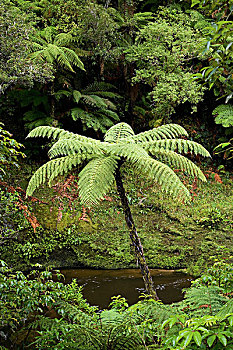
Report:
60,268,192,309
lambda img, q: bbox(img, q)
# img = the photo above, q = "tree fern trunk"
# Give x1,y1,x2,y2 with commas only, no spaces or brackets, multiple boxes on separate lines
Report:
115,168,158,300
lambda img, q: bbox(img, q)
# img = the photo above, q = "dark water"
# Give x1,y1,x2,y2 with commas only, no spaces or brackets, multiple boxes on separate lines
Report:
60,268,192,309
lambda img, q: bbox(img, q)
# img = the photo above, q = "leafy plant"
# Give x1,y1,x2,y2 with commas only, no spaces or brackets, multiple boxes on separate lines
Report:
26,122,210,298
55,82,121,132
213,104,233,128
0,123,25,178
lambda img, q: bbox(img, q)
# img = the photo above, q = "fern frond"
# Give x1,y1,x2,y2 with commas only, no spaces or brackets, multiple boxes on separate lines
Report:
27,125,101,145
78,156,119,207
93,91,122,100
144,139,211,157
61,47,85,70
102,99,117,110
110,143,148,161
26,156,83,197
54,89,72,101
132,156,192,201
180,286,227,317
82,82,117,93
153,149,207,181
82,95,108,109
27,126,72,140
48,138,104,159
54,32,74,46
73,90,82,104
133,124,189,143
99,109,119,121
104,123,135,143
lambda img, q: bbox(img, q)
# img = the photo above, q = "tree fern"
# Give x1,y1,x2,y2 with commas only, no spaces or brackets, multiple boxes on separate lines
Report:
30,27,85,72
27,122,210,298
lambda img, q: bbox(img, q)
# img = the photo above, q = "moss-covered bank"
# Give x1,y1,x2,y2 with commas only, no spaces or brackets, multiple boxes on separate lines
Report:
0,168,232,275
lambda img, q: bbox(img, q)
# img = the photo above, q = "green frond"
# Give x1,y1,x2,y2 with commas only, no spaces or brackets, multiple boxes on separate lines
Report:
110,143,148,161
104,123,135,143
27,126,72,140
99,109,119,121
26,155,82,197
71,107,89,122
27,125,101,145
82,95,108,109
103,99,117,110
93,91,122,100
54,90,72,101
78,156,119,207
54,32,74,46
133,124,189,143
48,138,104,159
133,156,192,202
154,149,207,181
82,82,116,93
144,139,211,157
60,47,85,71
73,90,82,104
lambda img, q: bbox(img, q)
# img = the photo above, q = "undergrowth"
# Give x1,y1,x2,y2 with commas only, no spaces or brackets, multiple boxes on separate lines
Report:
0,259,232,349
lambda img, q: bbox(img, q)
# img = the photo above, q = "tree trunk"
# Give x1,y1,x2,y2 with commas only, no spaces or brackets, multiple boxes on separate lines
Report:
115,167,158,300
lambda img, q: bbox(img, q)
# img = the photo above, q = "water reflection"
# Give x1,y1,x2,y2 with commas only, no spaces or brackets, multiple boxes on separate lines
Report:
60,269,192,309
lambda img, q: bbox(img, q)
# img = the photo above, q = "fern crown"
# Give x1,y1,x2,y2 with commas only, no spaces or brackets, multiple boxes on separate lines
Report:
26,122,210,206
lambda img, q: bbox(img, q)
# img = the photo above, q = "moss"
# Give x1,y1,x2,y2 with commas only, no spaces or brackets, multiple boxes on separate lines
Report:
1,168,232,273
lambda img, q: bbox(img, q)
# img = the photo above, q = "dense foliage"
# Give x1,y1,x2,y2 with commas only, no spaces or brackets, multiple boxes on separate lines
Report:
0,1,233,349
0,259,232,349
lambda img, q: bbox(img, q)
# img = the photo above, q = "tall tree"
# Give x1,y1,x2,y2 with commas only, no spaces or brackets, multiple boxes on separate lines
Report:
26,123,210,298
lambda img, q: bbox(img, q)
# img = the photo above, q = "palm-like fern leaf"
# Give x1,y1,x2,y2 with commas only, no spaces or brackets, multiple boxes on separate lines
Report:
133,124,189,143
26,155,83,197
48,138,104,159
144,139,211,157
82,95,108,108
78,156,119,206
26,122,209,203
153,149,206,181
134,156,191,201
82,82,117,93
27,126,100,145
104,123,135,143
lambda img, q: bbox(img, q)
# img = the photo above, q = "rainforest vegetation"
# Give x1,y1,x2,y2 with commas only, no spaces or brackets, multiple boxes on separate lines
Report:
0,0,233,348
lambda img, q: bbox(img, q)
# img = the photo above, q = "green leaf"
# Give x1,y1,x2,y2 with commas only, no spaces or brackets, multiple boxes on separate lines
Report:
183,332,193,347
217,334,227,346
193,331,202,347
207,334,216,348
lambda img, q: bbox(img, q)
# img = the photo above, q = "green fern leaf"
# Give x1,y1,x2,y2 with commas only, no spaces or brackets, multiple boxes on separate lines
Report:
133,124,189,143
133,156,191,201
78,156,119,207
144,139,211,157
26,155,82,197
48,138,103,159
153,149,206,181
104,123,135,143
